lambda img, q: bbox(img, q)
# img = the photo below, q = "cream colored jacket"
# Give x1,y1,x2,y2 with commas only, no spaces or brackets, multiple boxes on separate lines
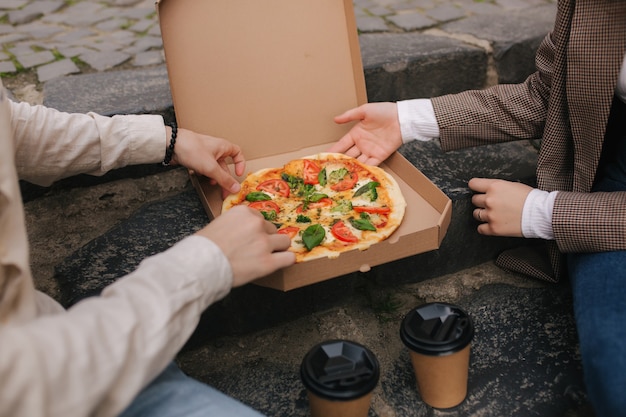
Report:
0,81,233,417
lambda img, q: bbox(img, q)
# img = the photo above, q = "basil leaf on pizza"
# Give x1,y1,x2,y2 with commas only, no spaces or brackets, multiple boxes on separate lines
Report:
222,152,407,263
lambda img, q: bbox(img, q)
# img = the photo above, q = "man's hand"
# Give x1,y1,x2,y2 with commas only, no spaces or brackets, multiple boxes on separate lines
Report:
195,206,295,287
170,127,246,196
469,178,533,237
328,102,403,166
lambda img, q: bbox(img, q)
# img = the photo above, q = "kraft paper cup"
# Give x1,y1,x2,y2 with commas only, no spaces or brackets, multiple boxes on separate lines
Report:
300,340,380,417
400,302,474,409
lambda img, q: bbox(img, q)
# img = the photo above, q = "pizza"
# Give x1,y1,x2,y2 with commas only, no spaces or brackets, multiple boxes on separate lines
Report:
222,152,406,262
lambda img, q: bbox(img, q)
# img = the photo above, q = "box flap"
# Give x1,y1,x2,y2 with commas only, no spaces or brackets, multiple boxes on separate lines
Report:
158,0,366,160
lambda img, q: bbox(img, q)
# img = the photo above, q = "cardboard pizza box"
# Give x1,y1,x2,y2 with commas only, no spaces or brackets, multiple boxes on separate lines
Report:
156,0,452,291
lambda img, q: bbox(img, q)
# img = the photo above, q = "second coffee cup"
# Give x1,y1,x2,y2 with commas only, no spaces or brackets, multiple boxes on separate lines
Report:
400,302,474,409
300,339,380,417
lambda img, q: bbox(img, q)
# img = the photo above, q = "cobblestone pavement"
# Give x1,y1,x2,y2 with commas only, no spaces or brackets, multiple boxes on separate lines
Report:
1,0,555,86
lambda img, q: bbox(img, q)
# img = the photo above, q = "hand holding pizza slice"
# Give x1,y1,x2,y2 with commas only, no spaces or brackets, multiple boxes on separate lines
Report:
222,152,406,262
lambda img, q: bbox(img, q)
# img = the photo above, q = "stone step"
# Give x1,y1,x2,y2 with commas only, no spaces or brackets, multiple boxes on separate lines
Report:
36,19,544,338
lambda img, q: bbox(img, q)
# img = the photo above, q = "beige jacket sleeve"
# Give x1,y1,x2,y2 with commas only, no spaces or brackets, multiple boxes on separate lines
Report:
1,97,233,417
10,100,166,186
0,237,233,417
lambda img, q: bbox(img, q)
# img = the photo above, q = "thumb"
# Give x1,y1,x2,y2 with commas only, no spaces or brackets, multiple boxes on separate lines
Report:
334,106,366,125
211,167,241,194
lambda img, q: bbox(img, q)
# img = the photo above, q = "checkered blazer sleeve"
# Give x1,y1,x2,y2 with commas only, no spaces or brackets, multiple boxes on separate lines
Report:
430,30,555,152
553,191,626,253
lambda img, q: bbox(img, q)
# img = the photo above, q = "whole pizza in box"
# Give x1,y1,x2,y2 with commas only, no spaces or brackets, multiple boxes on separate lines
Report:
222,152,406,262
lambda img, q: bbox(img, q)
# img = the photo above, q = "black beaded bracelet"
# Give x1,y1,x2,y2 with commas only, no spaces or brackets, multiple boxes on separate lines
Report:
162,122,178,166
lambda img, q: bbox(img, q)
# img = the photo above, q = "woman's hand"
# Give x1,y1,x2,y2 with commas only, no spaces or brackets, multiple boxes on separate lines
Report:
195,206,295,287
328,102,403,166
169,127,246,195
469,178,533,237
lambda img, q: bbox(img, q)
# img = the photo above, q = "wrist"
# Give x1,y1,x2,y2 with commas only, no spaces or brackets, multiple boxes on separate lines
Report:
162,122,178,166
521,189,558,240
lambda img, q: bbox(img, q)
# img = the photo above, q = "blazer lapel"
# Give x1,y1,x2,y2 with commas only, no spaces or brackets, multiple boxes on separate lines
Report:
566,1,626,192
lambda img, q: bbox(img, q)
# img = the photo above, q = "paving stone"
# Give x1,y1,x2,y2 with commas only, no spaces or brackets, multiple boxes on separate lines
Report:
36,58,80,82
0,24,13,35
0,60,17,73
52,28,96,44
367,6,392,17
387,12,437,30
462,1,502,15
147,24,161,37
95,17,129,32
0,0,29,9
26,0,64,15
79,50,130,71
0,32,29,44
8,9,42,25
131,50,163,66
7,42,38,56
356,15,389,33
128,19,154,33
124,35,162,54
15,22,65,39
424,5,466,22
16,50,56,68
56,45,94,58
83,40,123,52
123,7,157,20
107,30,137,47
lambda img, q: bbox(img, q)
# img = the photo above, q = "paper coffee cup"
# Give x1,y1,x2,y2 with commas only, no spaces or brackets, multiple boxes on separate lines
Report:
300,339,380,417
400,302,474,409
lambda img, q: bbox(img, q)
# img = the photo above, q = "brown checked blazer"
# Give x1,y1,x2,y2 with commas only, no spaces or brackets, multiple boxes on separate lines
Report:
431,0,626,282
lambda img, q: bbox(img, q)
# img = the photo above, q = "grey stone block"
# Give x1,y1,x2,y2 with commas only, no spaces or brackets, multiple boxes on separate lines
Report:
442,6,556,84
43,65,172,116
359,33,488,101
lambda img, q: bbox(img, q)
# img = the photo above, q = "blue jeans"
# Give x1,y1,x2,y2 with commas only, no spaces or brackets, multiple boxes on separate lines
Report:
566,98,626,417
567,252,626,417
118,362,265,417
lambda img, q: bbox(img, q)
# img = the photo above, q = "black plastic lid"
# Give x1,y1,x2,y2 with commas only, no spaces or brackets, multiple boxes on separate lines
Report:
300,339,380,401
400,302,474,356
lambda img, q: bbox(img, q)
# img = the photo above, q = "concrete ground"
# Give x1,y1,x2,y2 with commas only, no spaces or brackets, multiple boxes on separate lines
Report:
3,0,596,416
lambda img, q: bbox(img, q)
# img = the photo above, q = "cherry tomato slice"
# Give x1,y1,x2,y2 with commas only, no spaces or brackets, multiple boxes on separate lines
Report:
303,160,321,185
249,200,280,214
331,220,358,243
257,179,290,197
353,206,391,214
296,198,333,213
330,168,358,191
370,213,388,228
277,226,299,239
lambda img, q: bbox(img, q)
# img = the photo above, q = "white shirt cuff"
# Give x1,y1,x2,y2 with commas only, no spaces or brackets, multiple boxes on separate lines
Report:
521,189,558,240
396,99,440,143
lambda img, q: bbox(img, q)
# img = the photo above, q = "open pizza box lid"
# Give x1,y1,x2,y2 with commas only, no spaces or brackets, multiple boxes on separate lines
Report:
157,0,452,291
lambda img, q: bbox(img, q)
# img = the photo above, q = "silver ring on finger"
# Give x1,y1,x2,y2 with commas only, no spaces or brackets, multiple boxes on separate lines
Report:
477,208,483,222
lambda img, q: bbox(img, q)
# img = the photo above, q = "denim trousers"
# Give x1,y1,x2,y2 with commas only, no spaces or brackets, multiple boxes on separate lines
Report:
118,362,265,417
566,96,626,417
